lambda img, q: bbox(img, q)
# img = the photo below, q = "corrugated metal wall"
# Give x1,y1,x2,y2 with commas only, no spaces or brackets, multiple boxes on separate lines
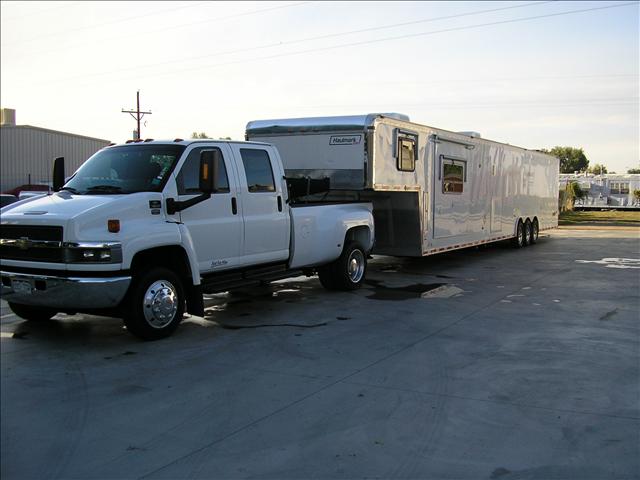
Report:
0,126,110,192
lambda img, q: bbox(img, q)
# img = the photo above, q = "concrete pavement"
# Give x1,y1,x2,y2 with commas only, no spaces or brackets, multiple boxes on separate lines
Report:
2,228,639,479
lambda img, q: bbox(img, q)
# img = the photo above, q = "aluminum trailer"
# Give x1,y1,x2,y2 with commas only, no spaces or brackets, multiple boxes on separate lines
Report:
246,113,559,257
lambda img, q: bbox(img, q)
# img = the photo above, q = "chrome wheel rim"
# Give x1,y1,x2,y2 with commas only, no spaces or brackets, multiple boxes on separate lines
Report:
524,223,531,243
347,249,365,283
518,224,525,247
143,280,178,329
533,222,539,241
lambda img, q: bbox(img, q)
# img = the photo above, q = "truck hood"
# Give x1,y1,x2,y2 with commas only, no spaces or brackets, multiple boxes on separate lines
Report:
1,192,124,220
0,192,166,242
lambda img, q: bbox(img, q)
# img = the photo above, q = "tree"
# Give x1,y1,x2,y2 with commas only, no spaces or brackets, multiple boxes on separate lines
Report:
560,181,585,212
191,132,210,139
543,146,589,173
628,168,640,174
587,163,608,174
633,189,640,206
190,133,232,139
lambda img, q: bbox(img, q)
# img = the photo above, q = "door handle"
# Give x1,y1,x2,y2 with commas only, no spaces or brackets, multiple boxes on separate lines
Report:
231,197,237,215
277,196,283,212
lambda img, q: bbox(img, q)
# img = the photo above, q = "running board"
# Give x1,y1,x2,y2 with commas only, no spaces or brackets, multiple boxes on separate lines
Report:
200,262,303,294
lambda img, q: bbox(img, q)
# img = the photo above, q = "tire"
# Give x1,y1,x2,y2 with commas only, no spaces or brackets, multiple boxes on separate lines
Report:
317,264,336,290
123,267,185,340
318,241,367,291
530,218,539,244
512,220,525,249
523,219,532,247
8,303,57,322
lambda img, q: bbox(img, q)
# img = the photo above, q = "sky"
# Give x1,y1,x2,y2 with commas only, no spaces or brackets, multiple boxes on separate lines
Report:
1,0,638,173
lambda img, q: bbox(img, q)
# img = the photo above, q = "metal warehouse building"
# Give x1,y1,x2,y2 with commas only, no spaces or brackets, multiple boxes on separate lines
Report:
0,108,110,192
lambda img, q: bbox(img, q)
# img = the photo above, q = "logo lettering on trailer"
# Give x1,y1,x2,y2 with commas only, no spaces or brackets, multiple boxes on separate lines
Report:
329,135,362,146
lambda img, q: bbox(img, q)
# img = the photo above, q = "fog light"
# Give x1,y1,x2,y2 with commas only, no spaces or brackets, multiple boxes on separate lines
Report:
99,251,111,260
83,250,96,259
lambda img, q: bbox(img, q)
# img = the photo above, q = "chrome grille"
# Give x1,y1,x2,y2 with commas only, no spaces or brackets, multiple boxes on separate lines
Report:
0,225,64,263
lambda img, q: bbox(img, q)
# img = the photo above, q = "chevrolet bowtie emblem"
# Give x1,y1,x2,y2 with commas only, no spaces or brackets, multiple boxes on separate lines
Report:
16,237,31,250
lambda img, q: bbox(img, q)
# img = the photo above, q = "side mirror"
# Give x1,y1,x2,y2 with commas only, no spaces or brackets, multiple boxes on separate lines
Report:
53,157,65,192
199,149,220,194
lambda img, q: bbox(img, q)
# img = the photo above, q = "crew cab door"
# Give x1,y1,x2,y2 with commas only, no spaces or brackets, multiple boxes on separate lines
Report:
231,145,290,265
175,144,243,272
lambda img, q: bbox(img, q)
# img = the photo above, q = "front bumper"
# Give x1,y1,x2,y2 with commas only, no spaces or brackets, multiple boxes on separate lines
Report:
0,270,131,310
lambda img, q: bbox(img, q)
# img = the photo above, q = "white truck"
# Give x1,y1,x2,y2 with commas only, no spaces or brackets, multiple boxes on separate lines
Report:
0,140,374,339
246,113,559,256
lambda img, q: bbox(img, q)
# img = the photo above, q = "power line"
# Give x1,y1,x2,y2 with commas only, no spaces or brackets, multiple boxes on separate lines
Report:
306,73,640,88
109,1,638,84
10,1,311,54
15,1,637,90
15,1,557,86
164,0,554,66
301,73,639,88
283,99,638,110
4,1,210,46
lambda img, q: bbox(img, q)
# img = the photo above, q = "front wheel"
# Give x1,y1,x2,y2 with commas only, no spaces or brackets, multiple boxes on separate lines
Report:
123,267,185,340
318,241,367,291
8,303,57,322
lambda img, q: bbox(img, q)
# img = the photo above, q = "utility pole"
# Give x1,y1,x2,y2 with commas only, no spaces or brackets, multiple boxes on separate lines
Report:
122,90,152,140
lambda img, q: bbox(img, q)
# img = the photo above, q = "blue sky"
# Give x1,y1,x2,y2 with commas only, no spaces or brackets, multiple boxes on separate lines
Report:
1,1,638,172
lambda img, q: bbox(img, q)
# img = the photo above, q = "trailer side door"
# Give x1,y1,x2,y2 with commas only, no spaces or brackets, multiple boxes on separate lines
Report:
433,146,471,239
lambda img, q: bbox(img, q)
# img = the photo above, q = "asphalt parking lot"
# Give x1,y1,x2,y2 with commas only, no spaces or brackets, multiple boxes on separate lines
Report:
1,227,639,480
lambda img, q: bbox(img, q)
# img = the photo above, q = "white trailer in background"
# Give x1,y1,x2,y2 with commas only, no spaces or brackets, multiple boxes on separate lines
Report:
246,113,559,257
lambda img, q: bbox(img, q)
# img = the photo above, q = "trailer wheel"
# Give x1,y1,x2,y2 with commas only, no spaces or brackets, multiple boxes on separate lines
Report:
123,267,185,340
530,218,539,244
8,303,57,322
523,219,532,246
318,241,367,291
512,220,526,248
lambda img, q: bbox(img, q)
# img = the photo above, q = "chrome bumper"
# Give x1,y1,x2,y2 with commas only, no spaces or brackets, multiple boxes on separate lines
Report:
0,270,131,310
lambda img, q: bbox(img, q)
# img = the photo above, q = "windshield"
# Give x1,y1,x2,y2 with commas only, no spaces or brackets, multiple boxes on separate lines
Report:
63,144,186,194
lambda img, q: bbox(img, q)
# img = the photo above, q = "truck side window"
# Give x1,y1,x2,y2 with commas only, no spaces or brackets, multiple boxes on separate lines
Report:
240,149,276,192
442,158,465,194
176,147,230,194
396,131,418,172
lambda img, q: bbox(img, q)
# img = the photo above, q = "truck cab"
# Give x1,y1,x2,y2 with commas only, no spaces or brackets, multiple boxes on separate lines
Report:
1,140,374,339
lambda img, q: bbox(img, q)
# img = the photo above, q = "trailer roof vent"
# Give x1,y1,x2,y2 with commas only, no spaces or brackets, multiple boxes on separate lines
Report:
373,112,410,122
458,131,481,138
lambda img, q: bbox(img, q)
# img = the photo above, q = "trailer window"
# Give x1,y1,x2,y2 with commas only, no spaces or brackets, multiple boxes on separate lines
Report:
396,130,418,172
442,159,465,194
240,149,276,192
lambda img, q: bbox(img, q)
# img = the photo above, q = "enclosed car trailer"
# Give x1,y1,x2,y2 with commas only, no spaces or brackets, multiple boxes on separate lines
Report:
246,114,559,257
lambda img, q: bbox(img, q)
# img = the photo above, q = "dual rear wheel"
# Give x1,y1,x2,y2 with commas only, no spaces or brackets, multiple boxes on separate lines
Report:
318,241,367,291
513,217,539,248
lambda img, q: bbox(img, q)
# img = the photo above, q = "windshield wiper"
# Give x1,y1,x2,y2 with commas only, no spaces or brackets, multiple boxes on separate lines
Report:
59,186,80,194
85,185,124,194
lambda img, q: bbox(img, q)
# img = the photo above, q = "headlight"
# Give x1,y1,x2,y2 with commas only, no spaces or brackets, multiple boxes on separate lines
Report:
64,243,123,263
